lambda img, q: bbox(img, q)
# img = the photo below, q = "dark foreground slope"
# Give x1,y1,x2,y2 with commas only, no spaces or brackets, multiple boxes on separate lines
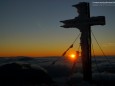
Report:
0,62,53,86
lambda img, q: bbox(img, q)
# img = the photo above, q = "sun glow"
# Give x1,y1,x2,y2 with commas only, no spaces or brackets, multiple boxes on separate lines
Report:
69,54,76,61
70,54,76,59
68,51,80,62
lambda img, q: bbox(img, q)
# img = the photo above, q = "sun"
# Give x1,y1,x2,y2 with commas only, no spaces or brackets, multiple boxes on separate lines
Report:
70,54,76,59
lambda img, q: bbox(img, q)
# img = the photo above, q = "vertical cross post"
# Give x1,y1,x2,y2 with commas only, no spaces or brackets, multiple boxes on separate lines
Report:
74,2,92,82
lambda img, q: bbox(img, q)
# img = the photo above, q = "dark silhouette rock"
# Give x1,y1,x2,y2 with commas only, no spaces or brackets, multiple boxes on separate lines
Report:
0,63,53,86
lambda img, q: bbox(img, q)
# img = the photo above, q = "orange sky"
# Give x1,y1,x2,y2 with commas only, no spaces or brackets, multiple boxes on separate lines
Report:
0,0,115,57
0,42,115,57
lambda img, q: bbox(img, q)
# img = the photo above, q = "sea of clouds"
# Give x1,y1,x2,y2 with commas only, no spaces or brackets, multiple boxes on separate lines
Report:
0,56,115,86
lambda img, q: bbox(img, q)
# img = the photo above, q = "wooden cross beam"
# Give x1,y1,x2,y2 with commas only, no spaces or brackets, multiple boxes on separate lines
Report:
60,16,105,29
60,2,105,82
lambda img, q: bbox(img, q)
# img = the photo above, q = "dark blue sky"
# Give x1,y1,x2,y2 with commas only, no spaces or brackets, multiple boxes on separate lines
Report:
0,0,115,57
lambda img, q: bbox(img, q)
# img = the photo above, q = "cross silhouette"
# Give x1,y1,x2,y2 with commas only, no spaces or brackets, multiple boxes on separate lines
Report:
60,2,105,82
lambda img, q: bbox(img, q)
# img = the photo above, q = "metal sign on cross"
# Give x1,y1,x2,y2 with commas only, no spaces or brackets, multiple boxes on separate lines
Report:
60,2,105,82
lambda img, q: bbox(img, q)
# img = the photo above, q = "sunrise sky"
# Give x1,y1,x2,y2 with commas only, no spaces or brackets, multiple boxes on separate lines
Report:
0,0,115,57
